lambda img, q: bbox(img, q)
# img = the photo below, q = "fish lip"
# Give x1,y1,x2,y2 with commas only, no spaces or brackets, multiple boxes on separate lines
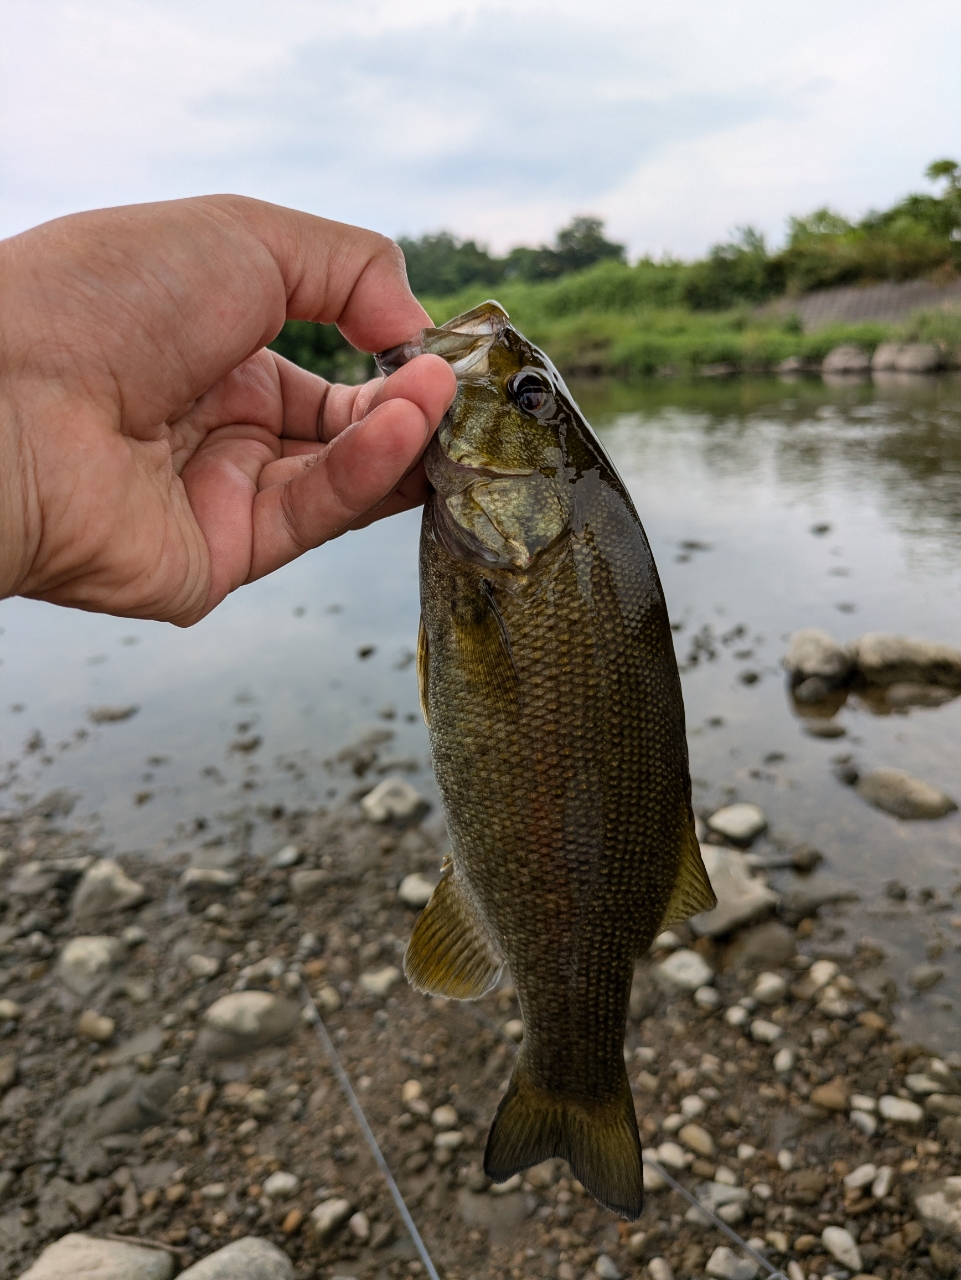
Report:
375,301,511,379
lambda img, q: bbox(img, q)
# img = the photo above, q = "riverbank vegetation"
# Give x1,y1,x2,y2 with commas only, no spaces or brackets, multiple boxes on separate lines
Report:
270,160,961,380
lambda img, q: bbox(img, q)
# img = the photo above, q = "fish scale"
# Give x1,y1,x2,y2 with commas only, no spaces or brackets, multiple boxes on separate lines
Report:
377,300,715,1219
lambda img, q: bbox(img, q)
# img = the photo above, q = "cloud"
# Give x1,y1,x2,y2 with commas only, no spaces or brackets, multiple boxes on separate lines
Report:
2,0,961,256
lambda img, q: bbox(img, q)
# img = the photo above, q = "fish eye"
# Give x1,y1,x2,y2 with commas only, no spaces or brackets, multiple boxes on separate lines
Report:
507,371,555,419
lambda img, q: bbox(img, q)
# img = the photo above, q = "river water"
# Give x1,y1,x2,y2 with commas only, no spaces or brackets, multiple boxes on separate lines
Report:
2,372,960,1048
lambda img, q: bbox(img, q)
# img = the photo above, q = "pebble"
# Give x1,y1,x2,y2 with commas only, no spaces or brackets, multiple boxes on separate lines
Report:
595,1256,622,1280
850,1093,877,1112
914,1175,961,1241
263,1171,300,1198
724,1006,749,1027
315,984,341,1013
77,1009,115,1043
19,1232,175,1279
397,873,436,908
844,1163,877,1190
288,870,329,900
872,1166,894,1198
72,859,147,917
658,949,714,991
679,1122,715,1157
269,844,301,869
58,935,126,996
737,1144,757,1160
359,966,401,997
180,867,238,906
643,1162,668,1191
680,1094,706,1119
0,1054,17,1093
176,1236,294,1279
199,991,301,1057
878,1095,924,1124
691,846,779,937
0,999,21,1021
810,1078,849,1111
850,1110,878,1136
503,1018,524,1041
489,1173,523,1194
432,1103,458,1129
706,803,767,845
773,1047,795,1073
360,776,425,822
909,964,944,992
822,1226,862,1271
655,1141,688,1170
186,954,221,980
310,1197,353,1240
653,930,682,950
648,1259,674,1280
694,985,721,1009
348,1210,370,1242
200,1183,228,1199
750,1019,781,1044
706,1244,758,1280
855,768,957,820
792,959,838,1000
752,972,787,1004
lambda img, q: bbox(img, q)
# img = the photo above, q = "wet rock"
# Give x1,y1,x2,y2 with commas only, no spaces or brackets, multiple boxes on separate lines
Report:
311,1197,353,1240
873,342,944,373
58,936,125,996
779,881,858,925
288,869,330,900
359,966,401,997
855,768,957,820
77,1009,115,1043
706,803,767,845
706,1244,758,1280
72,859,147,918
181,868,238,911
784,629,853,688
19,1232,175,1279
658,949,714,990
723,921,795,970
823,1226,862,1271
823,345,871,374
198,991,301,1058
909,964,945,991
878,1095,924,1124
915,1177,961,1242
360,776,426,822
853,633,961,689
177,1236,294,1279
397,872,436,908
692,846,778,937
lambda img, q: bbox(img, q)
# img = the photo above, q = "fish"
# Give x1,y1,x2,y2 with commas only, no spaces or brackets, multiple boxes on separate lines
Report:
376,301,715,1220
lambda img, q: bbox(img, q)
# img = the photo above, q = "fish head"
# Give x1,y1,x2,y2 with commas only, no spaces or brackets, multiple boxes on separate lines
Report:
378,301,601,572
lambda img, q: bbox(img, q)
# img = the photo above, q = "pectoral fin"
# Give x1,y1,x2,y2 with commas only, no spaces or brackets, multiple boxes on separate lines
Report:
452,582,520,719
404,861,503,1000
657,819,717,930
416,617,430,727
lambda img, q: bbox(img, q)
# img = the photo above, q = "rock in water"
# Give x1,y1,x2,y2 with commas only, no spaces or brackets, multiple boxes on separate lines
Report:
360,776,425,822
19,1232,174,1279
822,345,871,374
690,846,779,937
71,859,147,918
177,1236,294,1279
58,936,125,996
855,768,957,819
853,633,961,688
198,992,300,1058
706,803,767,844
916,1177,961,1241
783,629,853,688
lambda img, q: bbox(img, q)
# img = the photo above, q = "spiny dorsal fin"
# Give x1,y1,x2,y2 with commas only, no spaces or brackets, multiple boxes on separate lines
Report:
416,617,430,727
404,861,503,1000
658,817,717,930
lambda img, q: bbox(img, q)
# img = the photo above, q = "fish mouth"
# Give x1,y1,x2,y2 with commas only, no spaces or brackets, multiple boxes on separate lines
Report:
376,300,510,381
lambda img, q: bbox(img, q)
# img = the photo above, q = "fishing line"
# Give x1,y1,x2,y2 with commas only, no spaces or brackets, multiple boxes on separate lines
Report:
299,985,441,1280
472,1002,789,1280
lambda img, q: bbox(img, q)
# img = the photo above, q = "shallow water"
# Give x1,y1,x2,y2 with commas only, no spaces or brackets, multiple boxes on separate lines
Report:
2,372,960,1046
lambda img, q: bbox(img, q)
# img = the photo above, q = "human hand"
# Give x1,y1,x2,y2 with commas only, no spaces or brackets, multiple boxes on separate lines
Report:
0,195,455,625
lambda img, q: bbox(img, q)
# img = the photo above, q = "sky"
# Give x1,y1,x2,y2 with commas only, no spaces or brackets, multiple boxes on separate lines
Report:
3,0,960,260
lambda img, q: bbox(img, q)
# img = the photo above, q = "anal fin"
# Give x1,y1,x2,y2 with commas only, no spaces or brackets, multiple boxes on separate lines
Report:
657,815,717,930
404,861,502,1000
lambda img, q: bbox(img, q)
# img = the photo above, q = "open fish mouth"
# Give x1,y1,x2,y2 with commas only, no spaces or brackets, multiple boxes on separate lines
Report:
376,301,510,381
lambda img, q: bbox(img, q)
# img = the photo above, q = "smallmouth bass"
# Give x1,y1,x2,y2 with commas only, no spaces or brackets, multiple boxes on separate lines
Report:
377,302,715,1219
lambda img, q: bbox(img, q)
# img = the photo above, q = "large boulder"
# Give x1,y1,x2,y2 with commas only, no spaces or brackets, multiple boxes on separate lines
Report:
852,633,961,689
822,345,871,374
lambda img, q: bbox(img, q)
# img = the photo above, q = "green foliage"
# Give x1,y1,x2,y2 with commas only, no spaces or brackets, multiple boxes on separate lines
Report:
268,320,374,383
682,228,783,310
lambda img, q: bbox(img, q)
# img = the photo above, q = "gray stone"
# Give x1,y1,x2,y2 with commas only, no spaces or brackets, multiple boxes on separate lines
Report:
874,342,944,372
878,1095,924,1124
58,936,125,995
595,1256,622,1280
19,1232,174,1280
263,1171,300,1198
288,869,330,900
397,872,436,908
706,1245,758,1280
915,1176,961,1241
872,341,904,371
910,964,944,991
823,345,871,374
690,846,779,937
181,867,238,910
752,972,787,1004
927,1095,961,1118
7,857,92,897
269,844,301,869
59,1065,182,1138
311,1197,353,1240
784,629,853,687
723,921,795,970
359,966,401,997
657,949,713,991
0,1054,17,1093
855,768,957,820
105,1026,164,1064
706,803,767,844
779,881,858,924
853,633,961,689
198,991,300,1058
822,1226,862,1271
360,776,425,822
72,859,147,918
177,1237,294,1280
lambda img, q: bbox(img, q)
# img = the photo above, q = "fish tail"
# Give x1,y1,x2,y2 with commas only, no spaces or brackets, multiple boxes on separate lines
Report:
484,1054,643,1220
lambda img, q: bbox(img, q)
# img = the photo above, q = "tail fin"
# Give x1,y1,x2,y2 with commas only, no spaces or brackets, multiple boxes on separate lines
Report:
484,1055,643,1220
